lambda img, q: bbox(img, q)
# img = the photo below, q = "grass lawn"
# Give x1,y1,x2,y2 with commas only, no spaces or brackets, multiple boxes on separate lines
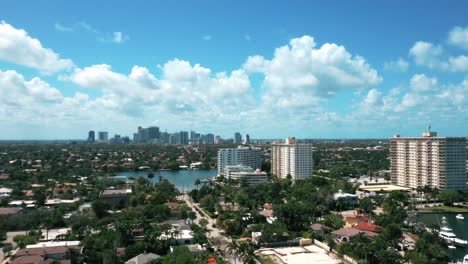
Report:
419,206,468,213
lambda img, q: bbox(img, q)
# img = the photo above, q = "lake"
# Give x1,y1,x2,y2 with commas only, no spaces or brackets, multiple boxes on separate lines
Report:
115,169,217,191
418,213,468,261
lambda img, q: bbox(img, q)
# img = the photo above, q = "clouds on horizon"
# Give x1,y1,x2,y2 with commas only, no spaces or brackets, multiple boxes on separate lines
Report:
0,21,468,138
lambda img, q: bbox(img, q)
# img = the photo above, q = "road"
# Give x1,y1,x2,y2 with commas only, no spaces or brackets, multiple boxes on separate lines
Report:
179,194,242,264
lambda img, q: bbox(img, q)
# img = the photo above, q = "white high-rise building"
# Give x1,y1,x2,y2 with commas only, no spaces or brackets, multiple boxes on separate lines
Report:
217,146,262,175
271,137,314,180
390,129,467,191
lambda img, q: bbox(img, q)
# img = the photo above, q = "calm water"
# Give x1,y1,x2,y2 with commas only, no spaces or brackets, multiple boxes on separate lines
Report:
116,169,216,191
418,213,468,262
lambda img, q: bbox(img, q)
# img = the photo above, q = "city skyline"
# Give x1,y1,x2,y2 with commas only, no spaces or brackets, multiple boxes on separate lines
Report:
1,1,468,139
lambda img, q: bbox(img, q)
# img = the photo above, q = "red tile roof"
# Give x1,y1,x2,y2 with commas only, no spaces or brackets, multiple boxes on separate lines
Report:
207,256,218,264
353,222,383,233
332,227,378,238
53,186,69,194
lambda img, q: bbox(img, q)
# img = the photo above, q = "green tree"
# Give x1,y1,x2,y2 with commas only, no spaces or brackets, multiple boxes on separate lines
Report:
0,229,6,242
260,222,288,243
33,188,47,207
92,200,110,219
163,246,194,264
322,214,344,230
437,190,461,206
382,223,402,248
147,172,155,182
275,201,315,232
199,195,216,213
226,241,240,264
405,231,449,264
238,242,262,264
359,197,375,214
13,234,37,249
194,179,201,190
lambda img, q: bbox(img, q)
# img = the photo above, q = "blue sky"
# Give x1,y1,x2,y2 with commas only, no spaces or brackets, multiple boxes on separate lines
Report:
0,0,468,139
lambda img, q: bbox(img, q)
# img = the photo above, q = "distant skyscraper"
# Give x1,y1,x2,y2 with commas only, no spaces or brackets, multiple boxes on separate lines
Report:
133,133,139,143
234,132,242,144
190,130,196,140
140,128,149,143
88,130,95,143
214,135,221,144
217,146,262,175
148,126,160,142
244,134,250,145
206,133,215,144
112,134,122,144
180,131,189,145
160,132,170,144
169,133,180,144
272,137,314,180
98,131,109,142
390,129,467,191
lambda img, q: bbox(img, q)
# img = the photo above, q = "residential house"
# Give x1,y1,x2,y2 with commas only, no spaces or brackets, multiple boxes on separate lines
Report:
331,227,378,242
125,253,161,264
0,207,22,216
0,187,12,198
100,188,132,207
353,222,383,233
160,220,194,245
11,244,81,264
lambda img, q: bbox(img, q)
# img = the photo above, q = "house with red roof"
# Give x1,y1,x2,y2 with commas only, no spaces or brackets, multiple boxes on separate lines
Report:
353,222,383,233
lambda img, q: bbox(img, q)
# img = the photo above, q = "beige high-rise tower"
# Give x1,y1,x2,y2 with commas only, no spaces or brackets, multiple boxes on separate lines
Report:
272,137,314,180
390,129,467,191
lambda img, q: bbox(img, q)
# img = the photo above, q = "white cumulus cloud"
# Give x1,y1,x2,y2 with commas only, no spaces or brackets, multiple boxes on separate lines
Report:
244,35,381,112
448,26,468,50
410,74,438,92
0,21,74,74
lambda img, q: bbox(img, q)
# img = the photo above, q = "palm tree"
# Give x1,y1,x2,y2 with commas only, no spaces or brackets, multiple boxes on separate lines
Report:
238,242,262,264
147,172,155,182
226,241,240,264
195,179,201,190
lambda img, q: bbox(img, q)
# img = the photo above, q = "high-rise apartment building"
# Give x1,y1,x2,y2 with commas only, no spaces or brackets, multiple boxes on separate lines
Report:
98,131,109,142
139,127,150,143
244,134,250,145
390,130,467,191
190,131,196,140
217,146,262,175
160,132,170,144
271,137,314,180
234,132,242,144
180,131,189,145
215,135,221,144
148,127,160,142
88,130,95,143
169,133,180,145
206,134,215,144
